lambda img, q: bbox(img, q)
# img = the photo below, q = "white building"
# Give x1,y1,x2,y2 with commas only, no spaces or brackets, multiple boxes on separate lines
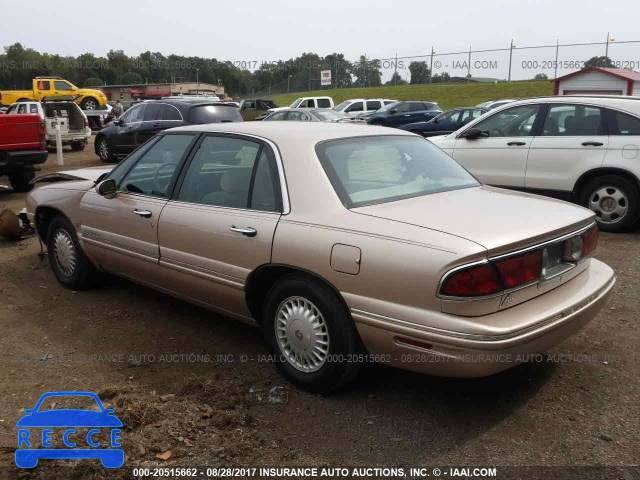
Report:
552,67,640,96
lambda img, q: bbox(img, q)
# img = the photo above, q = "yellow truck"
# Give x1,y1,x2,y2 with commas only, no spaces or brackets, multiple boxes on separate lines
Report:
0,77,108,110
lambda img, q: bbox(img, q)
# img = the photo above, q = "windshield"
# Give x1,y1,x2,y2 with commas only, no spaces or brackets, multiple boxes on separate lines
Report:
289,99,303,108
333,101,351,111
316,136,479,207
314,110,347,121
378,101,400,112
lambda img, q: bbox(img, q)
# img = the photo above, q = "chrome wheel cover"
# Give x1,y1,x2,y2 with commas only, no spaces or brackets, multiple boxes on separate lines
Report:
589,186,628,224
275,296,329,373
84,99,97,110
99,140,109,160
52,229,77,277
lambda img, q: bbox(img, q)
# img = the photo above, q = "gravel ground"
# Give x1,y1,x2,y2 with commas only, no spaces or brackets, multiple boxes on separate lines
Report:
0,138,638,479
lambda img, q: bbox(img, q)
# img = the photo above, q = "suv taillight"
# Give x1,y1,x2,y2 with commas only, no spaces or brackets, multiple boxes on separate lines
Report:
39,120,46,149
85,119,89,128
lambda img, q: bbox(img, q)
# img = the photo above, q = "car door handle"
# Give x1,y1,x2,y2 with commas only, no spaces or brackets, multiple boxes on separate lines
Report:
153,122,161,127
582,141,604,147
507,141,526,146
133,209,152,218
229,226,257,237
404,114,411,117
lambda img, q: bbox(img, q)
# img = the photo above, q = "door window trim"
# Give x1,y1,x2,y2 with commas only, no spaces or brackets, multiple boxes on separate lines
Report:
169,132,290,214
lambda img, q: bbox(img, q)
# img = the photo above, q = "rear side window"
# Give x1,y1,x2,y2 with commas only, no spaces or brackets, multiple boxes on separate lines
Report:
542,104,604,136
143,102,161,121
160,104,182,121
606,110,640,135
188,105,242,124
30,104,39,114
366,100,381,111
317,98,331,108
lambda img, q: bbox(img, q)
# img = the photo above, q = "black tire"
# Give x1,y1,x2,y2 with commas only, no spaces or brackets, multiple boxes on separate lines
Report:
8,170,35,193
262,274,363,394
47,216,100,290
369,120,384,126
81,97,99,110
578,175,640,233
96,136,113,162
70,142,85,152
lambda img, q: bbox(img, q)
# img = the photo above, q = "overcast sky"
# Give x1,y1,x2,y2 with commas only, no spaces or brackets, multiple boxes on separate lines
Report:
0,0,637,81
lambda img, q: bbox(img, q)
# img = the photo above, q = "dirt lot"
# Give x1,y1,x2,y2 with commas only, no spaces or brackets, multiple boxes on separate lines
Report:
0,137,638,479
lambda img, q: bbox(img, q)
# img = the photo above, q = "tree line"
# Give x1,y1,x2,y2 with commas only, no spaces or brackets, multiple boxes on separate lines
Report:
0,43,458,97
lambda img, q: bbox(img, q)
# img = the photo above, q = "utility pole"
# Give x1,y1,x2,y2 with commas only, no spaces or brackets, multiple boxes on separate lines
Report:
467,45,472,81
429,47,435,84
605,32,610,57
508,39,515,82
554,38,559,79
393,53,398,86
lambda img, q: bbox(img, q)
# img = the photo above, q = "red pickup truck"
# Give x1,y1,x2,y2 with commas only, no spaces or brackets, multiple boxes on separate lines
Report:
0,114,48,192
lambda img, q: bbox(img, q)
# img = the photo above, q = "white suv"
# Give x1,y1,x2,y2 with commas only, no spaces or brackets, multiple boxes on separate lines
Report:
333,98,397,117
268,96,334,113
429,96,640,232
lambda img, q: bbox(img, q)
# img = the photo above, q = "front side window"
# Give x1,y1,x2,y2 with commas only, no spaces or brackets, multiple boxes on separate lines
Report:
286,111,308,121
117,134,194,198
177,136,280,212
54,81,72,91
266,111,287,121
17,104,27,114
316,136,479,207
542,104,604,136
437,110,461,123
143,102,161,121
395,103,411,113
471,104,541,138
128,104,145,123
606,109,640,135
346,102,364,113
317,98,331,108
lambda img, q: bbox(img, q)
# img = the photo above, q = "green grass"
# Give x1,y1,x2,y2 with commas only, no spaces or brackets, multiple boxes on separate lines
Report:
268,80,553,110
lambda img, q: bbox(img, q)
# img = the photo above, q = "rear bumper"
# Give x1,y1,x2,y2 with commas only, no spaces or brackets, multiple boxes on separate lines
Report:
353,259,615,377
0,150,48,170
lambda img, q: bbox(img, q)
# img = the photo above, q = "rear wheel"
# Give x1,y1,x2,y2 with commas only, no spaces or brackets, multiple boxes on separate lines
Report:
47,216,100,290
578,175,640,232
96,136,113,162
81,97,99,110
262,274,363,393
8,170,35,192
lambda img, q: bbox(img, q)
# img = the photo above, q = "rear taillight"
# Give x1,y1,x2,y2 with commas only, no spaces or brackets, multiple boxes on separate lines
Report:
39,120,46,149
581,225,599,257
495,249,542,289
85,119,89,128
441,263,502,297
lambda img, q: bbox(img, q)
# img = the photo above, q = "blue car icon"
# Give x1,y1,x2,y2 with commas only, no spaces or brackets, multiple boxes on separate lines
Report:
16,391,124,468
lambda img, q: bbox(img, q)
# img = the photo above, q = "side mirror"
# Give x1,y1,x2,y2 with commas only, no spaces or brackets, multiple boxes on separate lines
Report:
97,178,117,198
114,118,124,126
459,128,483,140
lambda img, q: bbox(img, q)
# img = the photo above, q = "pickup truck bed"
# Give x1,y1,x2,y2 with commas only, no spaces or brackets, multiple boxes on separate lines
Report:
0,114,48,192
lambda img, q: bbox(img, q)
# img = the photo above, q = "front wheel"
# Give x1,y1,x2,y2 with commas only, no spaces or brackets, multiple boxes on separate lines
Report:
81,97,99,110
8,170,35,192
47,216,100,290
578,175,639,232
262,275,363,393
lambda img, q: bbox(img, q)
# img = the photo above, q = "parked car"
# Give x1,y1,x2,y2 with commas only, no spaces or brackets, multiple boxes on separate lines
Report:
94,99,242,162
239,99,278,121
429,96,640,232
333,98,397,117
6,99,91,150
365,101,442,127
476,99,518,110
268,96,334,114
0,113,47,192
262,108,365,123
27,122,614,393
399,107,488,137
0,76,108,110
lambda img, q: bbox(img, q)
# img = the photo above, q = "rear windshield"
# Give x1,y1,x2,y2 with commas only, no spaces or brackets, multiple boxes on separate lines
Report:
188,105,242,124
314,110,347,121
316,136,478,207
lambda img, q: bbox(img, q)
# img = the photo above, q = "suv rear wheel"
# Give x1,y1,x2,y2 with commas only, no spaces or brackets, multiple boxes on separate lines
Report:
579,175,640,232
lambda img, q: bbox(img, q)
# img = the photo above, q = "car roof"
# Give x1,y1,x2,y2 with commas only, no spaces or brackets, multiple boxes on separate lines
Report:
169,121,413,144
493,95,640,113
